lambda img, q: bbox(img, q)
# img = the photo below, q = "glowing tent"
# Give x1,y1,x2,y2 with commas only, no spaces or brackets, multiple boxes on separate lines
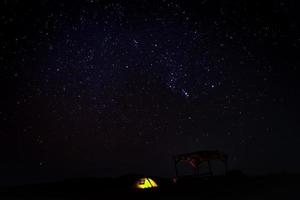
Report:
134,177,158,189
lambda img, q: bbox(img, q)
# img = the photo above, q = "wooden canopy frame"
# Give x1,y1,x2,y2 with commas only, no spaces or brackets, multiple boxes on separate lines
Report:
174,150,228,178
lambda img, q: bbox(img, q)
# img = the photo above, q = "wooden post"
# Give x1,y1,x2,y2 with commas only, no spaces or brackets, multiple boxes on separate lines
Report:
208,160,213,176
174,158,178,178
224,158,228,175
194,166,197,176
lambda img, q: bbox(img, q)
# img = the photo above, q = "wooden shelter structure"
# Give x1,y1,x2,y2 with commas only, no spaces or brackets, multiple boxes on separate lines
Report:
174,150,228,178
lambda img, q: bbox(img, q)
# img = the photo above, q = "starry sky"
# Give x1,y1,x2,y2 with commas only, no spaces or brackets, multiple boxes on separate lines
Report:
0,0,299,183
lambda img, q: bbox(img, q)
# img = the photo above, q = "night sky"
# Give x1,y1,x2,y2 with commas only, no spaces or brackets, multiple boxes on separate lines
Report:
0,0,299,184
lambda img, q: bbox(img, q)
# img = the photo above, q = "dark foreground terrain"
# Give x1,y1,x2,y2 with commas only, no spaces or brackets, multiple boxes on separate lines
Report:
0,172,299,200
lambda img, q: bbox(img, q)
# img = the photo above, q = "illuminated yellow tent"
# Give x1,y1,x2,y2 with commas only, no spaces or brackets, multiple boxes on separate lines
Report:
134,177,158,189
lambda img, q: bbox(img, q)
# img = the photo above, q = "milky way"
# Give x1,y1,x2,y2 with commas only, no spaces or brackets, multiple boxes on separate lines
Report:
0,0,299,180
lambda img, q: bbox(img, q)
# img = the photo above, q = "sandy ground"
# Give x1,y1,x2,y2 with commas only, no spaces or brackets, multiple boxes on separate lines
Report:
0,174,299,199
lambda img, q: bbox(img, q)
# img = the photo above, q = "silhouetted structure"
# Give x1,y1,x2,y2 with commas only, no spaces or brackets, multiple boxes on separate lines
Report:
174,150,228,178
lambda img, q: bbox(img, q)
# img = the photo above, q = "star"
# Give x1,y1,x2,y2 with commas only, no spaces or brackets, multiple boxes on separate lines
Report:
181,89,190,98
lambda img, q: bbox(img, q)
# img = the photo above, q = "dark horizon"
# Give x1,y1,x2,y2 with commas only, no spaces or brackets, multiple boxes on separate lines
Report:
0,0,299,185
